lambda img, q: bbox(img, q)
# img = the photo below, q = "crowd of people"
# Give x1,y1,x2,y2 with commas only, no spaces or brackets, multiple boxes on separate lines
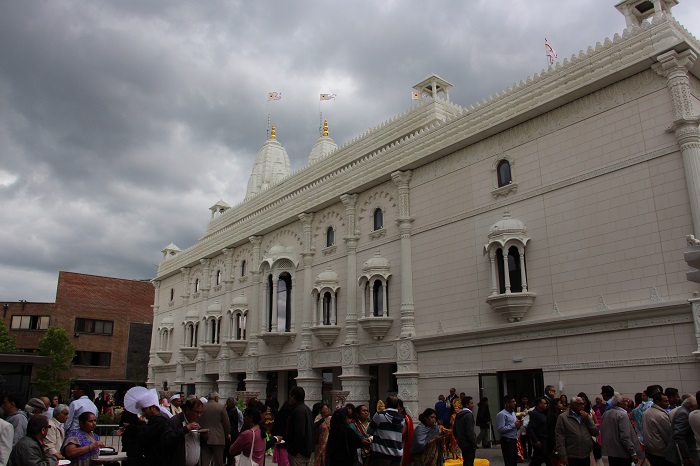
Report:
429,384,699,466
0,382,698,466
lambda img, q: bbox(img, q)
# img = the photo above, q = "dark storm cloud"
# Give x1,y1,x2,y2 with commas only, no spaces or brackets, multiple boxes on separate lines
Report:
1,0,698,301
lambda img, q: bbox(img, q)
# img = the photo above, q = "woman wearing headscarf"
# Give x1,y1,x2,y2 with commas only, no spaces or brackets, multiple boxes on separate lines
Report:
411,408,446,466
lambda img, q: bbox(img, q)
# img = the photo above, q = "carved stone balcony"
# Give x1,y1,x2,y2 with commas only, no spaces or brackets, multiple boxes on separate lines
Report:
310,325,341,346
486,292,536,322
358,316,394,340
200,343,222,358
156,351,172,363
225,339,249,356
260,332,295,352
180,346,199,361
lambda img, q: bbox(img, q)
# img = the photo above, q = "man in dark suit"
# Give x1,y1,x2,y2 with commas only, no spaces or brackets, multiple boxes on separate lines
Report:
454,396,477,466
168,397,204,466
665,396,698,466
527,397,550,466
199,392,231,466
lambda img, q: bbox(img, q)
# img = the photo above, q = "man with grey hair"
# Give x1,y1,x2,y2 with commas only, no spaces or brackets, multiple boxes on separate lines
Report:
43,404,69,458
555,396,599,466
199,391,231,466
601,394,640,466
665,396,698,466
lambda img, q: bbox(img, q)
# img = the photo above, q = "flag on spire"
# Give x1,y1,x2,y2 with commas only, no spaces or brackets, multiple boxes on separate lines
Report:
320,93,336,101
268,91,282,101
411,91,420,100
545,38,557,66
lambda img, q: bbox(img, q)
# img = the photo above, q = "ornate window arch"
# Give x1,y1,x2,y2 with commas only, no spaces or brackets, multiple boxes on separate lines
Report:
241,260,247,277
311,267,340,325
497,160,512,187
491,155,518,198
326,226,335,248
263,258,297,333
358,252,391,318
194,278,200,293
373,208,384,231
484,210,535,322
228,293,249,341
215,270,222,286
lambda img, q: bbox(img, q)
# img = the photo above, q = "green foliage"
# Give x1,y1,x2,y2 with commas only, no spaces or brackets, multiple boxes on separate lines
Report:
0,318,17,352
33,325,76,395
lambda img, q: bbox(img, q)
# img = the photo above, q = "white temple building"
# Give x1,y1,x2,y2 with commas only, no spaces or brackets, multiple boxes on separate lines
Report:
148,0,700,413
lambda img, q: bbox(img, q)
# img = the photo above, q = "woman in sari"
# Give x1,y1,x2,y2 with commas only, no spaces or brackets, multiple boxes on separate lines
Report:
445,397,463,460
411,408,446,466
62,411,105,465
348,405,371,466
314,404,332,466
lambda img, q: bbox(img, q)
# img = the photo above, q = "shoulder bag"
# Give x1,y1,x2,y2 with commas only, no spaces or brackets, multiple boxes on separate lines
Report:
236,428,260,466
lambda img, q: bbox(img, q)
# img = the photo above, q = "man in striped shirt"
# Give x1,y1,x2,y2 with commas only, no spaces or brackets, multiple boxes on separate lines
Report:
369,396,406,466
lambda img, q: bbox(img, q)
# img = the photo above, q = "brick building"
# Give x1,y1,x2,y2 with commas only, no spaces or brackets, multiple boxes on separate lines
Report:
2,271,154,394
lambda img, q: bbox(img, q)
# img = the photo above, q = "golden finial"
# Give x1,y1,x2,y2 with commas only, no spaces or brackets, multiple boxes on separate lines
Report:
322,120,329,137
270,125,276,140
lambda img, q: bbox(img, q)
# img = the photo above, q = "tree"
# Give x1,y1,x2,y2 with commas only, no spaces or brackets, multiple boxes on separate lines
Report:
0,317,17,352
33,325,76,395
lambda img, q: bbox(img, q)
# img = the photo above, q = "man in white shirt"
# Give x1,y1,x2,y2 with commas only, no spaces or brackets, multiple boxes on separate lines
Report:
64,382,98,431
167,397,204,466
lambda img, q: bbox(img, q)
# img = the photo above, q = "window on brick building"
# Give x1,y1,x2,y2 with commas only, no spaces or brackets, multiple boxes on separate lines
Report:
73,351,111,367
75,318,114,335
10,315,49,330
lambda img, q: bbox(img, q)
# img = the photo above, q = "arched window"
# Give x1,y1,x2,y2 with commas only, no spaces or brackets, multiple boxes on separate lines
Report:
194,279,200,293
235,313,247,340
372,280,384,316
241,260,247,277
496,247,525,293
268,272,292,332
215,270,222,286
497,160,512,187
322,292,332,325
373,208,384,231
170,288,174,302
326,227,335,247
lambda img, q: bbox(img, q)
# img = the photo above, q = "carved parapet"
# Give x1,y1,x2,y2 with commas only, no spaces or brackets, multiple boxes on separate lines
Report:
486,292,536,322
180,346,199,361
310,325,341,346
225,339,249,355
156,351,172,363
358,316,394,340
200,343,221,358
260,332,296,352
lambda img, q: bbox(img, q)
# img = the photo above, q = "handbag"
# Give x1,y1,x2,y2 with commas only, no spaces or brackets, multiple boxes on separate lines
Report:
235,428,260,466
591,438,602,460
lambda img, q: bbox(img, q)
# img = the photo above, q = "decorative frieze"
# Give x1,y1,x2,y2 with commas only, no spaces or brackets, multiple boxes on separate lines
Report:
542,355,698,372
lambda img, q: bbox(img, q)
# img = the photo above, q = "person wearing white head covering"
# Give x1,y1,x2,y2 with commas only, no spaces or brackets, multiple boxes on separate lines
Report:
170,394,183,416
128,388,193,466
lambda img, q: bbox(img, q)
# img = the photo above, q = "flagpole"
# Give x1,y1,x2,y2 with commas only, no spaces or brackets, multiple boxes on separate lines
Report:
266,99,270,139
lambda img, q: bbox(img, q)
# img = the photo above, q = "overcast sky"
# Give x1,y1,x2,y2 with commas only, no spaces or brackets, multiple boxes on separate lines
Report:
1,1,699,303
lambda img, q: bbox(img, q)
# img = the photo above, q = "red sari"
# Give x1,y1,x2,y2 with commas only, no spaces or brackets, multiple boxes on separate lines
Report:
402,414,414,466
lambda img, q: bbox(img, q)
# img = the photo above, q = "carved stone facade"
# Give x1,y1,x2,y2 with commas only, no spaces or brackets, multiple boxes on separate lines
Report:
149,6,700,406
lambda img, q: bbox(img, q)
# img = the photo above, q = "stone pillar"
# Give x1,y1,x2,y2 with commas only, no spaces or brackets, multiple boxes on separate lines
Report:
395,339,419,418
200,258,211,297
653,50,700,237
690,297,700,358
217,348,236,399
339,345,371,407
147,280,160,389
391,170,416,338
296,350,322,407
194,352,213,395
245,236,267,395
341,194,360,344
180,267,191,304
299,213,315,349
222,247,235,293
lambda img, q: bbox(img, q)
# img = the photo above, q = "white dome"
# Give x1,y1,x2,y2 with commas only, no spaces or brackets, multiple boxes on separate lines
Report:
246,126,292,199
488,211,526,239
316,266,339,284
207,301,222,313
231,292,248,308
308,121,338,164
185,307,199,320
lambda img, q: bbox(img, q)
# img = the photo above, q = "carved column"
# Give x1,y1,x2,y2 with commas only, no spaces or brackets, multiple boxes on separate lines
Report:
391,170,416,338
395,339,420,418
147,280,160,389
217,348,235,399
200,258,211,298
245,236,267,394
690,297,700,358
180,267,191,304
653,50,700,236
194,353,213,395
338,345,371,407
341,194,360,344
222,247,235,292
299,213,315,349
296,348,323,408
